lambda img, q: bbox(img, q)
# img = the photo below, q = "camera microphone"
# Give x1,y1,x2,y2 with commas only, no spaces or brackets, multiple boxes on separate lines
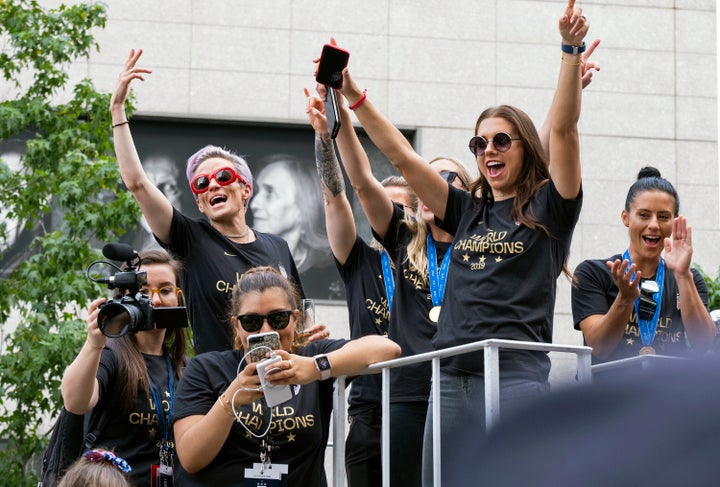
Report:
102,243,139,263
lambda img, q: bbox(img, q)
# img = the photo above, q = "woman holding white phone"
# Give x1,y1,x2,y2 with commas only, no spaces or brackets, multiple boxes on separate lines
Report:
172,266,400,486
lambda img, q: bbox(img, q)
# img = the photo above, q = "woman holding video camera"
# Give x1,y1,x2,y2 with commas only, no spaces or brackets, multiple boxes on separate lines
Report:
110,50,309,355
61,249,188,486
572,166,715,362
172,266,400,486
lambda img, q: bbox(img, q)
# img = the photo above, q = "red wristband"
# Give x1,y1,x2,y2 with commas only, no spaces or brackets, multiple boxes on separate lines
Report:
348,89,367,110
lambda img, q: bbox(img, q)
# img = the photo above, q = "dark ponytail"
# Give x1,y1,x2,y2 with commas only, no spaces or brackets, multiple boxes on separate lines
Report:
624,166,679,216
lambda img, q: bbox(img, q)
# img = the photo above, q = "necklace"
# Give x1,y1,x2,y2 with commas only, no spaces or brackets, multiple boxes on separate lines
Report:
223,227,251,240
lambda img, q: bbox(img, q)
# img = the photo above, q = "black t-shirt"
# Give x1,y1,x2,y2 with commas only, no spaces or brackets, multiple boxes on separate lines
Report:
172,340,347,486
572,254,709,363
335,236,390,415
161,208,304,354
94,349,176,487
376,205,448,403
436,181,582,381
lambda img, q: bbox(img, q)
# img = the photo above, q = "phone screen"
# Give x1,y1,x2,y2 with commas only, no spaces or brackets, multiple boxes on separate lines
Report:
247,331,281,362
316,44,350,89
153,306,189,329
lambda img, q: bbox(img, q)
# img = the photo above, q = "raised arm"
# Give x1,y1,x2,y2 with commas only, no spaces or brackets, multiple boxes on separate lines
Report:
110,49,174,243
548,0,587,199
664,217,716,350
60,298,107,414
331,90,398,239
304,87,356,264
538,38,600,153
335,65,450,222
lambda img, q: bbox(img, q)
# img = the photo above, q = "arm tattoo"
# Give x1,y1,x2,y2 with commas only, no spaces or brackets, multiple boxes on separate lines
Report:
315,133,345,197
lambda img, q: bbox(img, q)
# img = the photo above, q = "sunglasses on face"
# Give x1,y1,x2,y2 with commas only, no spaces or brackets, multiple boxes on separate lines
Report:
439,170,459,185
190,167,246,195
237,310,294,332
468,132,521,157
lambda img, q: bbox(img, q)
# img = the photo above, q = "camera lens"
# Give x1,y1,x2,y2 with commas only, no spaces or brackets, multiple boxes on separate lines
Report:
98,302,144,337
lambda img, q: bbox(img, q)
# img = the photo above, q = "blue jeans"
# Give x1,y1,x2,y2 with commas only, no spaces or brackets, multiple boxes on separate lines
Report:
421,371,549,486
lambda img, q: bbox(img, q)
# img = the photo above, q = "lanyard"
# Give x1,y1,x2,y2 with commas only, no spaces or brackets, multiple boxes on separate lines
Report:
622,249,665,346
427,235,452,308
148,351,174,443
380,249,395,314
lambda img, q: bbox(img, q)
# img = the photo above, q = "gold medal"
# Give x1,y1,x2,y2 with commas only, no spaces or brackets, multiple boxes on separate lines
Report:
429,306,441,323
639,346,656,356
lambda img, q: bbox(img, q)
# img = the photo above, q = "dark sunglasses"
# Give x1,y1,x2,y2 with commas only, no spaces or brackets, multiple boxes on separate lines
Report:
190,166,246,195
468,132,521,157
439,170,459,185
237,310,293,332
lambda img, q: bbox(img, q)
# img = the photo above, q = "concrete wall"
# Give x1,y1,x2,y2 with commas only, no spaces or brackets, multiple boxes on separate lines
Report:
11,0,719,377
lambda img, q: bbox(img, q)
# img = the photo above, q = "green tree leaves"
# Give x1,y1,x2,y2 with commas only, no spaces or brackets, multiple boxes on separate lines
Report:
0,2,138,484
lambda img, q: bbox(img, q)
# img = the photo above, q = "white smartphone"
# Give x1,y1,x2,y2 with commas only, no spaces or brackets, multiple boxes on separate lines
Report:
247,331,281,363
256,354,293,407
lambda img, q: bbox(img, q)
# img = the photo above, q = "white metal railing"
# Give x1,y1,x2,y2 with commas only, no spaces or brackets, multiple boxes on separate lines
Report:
329,338,593,487
590,353,684,376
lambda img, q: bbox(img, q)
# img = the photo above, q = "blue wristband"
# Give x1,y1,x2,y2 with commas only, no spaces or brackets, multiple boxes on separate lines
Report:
561,42,586,55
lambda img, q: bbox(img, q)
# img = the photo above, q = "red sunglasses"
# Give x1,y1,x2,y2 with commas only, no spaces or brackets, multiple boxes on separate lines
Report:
190,167,246,195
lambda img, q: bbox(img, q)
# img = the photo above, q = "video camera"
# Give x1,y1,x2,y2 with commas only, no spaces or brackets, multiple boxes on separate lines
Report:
86,243,188,338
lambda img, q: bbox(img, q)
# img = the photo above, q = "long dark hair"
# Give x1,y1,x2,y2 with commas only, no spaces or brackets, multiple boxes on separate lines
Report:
109,249,187,410
469,105,579,280
469,105,550,233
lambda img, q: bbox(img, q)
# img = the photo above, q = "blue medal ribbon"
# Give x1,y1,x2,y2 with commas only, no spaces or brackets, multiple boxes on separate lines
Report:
380,249,395,314
427,235,452,308
149,351,174,448
622,249,665,347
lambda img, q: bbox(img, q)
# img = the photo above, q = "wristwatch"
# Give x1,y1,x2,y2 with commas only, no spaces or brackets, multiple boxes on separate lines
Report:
561,42,586,55
314,354,332,381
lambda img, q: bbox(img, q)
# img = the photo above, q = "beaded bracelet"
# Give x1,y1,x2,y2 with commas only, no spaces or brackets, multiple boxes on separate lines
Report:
111,120,129,129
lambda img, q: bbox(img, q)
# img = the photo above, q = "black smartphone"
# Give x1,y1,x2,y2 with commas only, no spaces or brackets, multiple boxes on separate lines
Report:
325,87,341,139
316,44,350,89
